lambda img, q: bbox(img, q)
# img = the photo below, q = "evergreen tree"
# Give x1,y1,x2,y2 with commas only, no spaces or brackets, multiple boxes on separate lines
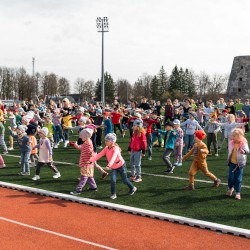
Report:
184,69,197,98
169,65,181,94
95,79,101,101
157,66,168,99
150,75,159,100
104,73,115,103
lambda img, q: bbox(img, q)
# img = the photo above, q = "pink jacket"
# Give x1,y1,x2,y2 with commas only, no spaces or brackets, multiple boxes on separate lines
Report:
90,145,124,169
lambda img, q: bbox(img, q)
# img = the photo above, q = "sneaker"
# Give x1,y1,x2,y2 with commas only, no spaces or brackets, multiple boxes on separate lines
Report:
53,172,61,179
207,152,212,156
214,153,219,157
101,172,109,179
148,156,152,160
18,172,26,176
212,178,221,187
64,141,69,148
129,186,137,195
164,166,175,174
0,164,6,168
226,188,234,197
32,175,40,180
130,176,136,181
176,163,182,167
173,162,178,166
7,147,14,151
87,187,97,191
60,139,64,142
110,194,117,199
97,146,103,149
2,151,8,155
54,144,58,149
185,184,195,191
133,177,142,182
23,172,30,176
235,193,241,200
70,191,81,195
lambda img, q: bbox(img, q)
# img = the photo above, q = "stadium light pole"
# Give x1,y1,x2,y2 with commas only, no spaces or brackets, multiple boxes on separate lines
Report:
96,17,109,106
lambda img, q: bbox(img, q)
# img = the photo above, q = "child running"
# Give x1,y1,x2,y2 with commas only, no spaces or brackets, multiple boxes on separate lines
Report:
70,128,97,195
32,127,61,181
182,130,221,190
128,119,147,182
89,133,137,199
226,128,249,200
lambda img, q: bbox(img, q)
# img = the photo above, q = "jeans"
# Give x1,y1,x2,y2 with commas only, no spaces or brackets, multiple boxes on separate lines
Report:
228,162,244,193
162,148,173,169
110,163,134,195
146,134,153,157
20,150,31,173
130,151,142,178
152,132,162,148
54,125,64,144
183,134,194,155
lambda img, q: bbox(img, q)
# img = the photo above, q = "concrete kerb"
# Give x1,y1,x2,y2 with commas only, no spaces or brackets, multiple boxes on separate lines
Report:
0,181,249,239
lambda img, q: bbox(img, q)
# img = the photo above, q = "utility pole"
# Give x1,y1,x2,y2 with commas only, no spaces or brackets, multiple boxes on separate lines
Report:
96,17,109,106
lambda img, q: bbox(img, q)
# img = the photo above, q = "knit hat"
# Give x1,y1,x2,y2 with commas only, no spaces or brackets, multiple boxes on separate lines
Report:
133,113,142,119
173,119,180,125
17,125,27,133
78,116,87,124
80,128,93,139
105,133,117,143
96,108,103,115
39,127,49,136
194,130,206,140
133,119,143,128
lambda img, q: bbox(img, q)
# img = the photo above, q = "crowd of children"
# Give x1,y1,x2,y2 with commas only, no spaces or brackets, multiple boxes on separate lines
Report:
0,96,249,200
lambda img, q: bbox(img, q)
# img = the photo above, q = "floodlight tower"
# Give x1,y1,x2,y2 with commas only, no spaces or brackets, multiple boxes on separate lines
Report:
96,17,109,105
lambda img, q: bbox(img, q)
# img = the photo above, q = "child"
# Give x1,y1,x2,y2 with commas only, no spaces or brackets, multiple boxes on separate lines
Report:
181,112,203,155
89,133,137,199
7,109,17,150
102,112,112,136
203,115,221,156
157,121,178,174
219,114,246,147
9,125,31,175
0,154,6,168
111,108,123,136
0,121,8,154
182,130,221,190
32,127,61,181
226,128,249,200
173,119,184,167
128,119,147,182
43,115,56,147
217,109,229,150
70,128,97,195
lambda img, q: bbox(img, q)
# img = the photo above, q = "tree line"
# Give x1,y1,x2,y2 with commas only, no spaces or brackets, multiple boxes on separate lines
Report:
0,65,228,103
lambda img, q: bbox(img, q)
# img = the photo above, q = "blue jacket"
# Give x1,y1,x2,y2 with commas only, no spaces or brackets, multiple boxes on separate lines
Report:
158,129,178,150
104,118,112,135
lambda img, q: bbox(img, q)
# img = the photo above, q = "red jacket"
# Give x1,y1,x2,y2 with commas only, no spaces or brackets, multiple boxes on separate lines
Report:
142,118,158,134
128,132,147,154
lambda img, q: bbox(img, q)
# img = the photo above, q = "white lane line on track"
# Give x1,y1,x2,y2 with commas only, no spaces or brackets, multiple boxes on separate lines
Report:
5,154,250,189
0,216,117,250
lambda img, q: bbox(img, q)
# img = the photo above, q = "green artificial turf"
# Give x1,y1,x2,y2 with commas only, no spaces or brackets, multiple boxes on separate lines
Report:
1,131,250,230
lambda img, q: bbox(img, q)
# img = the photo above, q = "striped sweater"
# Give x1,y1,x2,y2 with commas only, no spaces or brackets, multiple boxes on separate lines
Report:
73,139,95,168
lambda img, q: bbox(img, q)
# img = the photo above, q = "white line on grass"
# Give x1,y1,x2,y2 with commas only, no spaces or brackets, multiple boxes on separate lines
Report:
0,216,117,250
5,154,250,189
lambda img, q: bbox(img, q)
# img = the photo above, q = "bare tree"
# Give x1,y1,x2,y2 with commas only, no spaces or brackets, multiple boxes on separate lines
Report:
58,77,70,96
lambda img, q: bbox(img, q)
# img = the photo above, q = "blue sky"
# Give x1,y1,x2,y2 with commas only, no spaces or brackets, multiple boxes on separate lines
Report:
1,0,250,88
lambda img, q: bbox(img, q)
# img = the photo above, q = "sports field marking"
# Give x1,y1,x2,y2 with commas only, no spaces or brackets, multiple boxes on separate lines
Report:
5,154,250,189
0,216,117,250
